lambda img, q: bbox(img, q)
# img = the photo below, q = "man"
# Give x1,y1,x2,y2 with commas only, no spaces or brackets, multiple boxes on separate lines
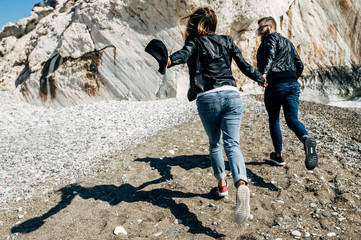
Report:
256,16,318,170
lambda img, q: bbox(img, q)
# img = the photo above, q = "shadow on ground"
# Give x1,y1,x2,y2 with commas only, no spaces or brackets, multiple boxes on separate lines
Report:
11,154,276,238
246,160,279,191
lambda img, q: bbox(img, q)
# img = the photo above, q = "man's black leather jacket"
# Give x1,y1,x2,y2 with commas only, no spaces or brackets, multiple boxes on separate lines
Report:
257,32,304,84
169,33,265,95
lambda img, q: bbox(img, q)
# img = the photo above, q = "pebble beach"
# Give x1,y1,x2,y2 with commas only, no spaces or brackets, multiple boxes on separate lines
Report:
1,91,360,239
0,91,197,210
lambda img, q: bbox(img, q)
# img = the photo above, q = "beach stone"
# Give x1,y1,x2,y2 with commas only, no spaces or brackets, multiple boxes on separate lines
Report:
291,230,302,237
168,230,180,237
284,216,292,222
174,219,182,225
327,232,336,237
310,203,317,208
113,225,127,236
322,212,331,218
153,232,163,237
272,198,284,204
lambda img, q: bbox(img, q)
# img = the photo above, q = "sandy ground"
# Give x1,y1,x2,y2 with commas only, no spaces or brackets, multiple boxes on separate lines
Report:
1,95,361,240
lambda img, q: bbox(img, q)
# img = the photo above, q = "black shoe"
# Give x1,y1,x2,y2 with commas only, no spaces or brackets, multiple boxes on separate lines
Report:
270,152,286,166
304,136,318,170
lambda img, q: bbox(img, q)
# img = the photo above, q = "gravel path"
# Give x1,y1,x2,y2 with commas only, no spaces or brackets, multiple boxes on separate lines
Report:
0,91,197,210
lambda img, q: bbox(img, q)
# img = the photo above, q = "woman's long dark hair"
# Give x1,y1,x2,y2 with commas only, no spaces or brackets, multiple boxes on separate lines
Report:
178,7,217,40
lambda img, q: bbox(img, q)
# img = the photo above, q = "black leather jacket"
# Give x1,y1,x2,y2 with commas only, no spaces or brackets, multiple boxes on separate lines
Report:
169,33,265,95
257,32,304,84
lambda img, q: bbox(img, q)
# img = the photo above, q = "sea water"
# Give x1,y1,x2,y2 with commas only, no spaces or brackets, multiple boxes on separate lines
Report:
328,97,361,108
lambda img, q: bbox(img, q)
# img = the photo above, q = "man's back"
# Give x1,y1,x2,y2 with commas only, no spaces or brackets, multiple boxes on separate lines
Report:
257,32,303,84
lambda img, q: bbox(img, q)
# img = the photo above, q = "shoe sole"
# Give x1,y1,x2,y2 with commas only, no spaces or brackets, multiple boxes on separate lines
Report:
234,186,250,223
305,137,318,170
217,190,228,197
269,158,286,166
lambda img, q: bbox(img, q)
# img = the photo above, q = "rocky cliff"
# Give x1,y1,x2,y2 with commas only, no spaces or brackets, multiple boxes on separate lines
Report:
0,0,360,107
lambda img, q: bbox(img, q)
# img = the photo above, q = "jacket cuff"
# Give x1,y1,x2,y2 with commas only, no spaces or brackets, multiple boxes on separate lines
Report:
168,56,176,68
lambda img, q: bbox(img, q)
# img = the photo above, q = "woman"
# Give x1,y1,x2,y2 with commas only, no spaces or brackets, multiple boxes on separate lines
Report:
167,7,266,223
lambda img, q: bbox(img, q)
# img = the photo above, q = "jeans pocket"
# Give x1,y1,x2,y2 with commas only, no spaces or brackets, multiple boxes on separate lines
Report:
227,95,243,114
196,98,215,113
290,84,300,99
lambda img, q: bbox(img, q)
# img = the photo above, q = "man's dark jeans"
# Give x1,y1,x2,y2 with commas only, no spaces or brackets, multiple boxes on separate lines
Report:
264,81,308,154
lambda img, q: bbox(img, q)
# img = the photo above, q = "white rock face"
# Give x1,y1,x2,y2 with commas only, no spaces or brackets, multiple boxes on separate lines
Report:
0,0,360,106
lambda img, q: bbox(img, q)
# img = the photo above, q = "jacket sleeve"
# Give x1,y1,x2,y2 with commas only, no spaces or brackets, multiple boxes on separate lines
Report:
168,37,197,67
261,34,277,75
293,45,304,78
229,37,266,84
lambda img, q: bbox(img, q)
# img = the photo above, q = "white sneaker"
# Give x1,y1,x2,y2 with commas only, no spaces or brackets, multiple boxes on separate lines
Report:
216,180,229,197
234,185,250,223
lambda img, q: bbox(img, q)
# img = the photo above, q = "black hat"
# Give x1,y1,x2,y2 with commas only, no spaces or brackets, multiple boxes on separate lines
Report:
145,39,168,75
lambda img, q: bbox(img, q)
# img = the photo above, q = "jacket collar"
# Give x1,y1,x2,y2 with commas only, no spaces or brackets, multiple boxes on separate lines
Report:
262,32,279,42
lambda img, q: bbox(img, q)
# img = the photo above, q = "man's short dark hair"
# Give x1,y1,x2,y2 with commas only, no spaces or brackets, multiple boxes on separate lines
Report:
258,17,277,30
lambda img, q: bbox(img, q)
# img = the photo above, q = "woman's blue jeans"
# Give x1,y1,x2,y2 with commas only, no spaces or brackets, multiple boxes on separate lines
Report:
264,82,308,154
196,90,247,186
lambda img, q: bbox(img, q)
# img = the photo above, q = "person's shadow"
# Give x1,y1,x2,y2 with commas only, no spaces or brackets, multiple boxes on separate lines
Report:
11,155,223,238
11,183,224,237
11,154,277,237
134,154,216,189
246,160,280,191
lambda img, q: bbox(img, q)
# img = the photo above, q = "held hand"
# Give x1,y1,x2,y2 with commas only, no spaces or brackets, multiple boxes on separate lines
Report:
258,74,268,88
258,82,268,88
166,57,171,68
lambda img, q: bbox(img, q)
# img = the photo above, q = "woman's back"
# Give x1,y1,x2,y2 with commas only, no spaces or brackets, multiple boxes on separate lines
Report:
170,33,265,94
195,34,233,81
